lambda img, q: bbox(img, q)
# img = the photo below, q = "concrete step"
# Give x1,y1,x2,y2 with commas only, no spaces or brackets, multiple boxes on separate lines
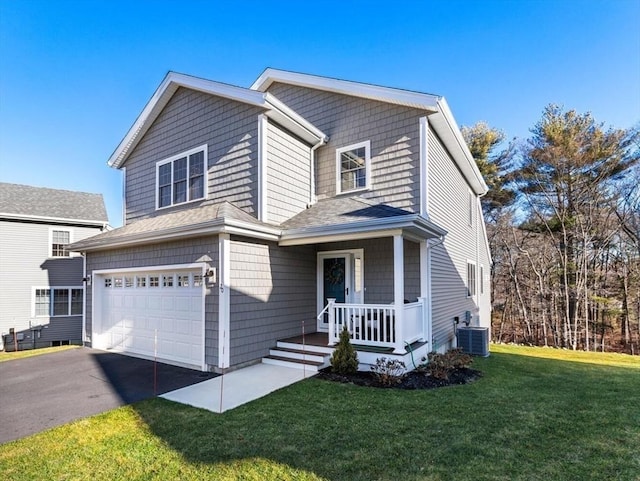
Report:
276,340,335,355
262,354,327,372
268,347,328,363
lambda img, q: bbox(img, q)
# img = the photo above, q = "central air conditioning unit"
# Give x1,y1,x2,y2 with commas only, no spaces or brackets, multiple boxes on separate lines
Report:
456,327,490,357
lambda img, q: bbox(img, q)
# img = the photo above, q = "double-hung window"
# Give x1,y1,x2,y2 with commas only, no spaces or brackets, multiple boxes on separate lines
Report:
466,261,477,298
336,141,371,194
156,145,207,209
51,229,71,257
34,287,83,317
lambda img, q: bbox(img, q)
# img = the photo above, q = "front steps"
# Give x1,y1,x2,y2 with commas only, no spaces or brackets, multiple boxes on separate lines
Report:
262,341,332,372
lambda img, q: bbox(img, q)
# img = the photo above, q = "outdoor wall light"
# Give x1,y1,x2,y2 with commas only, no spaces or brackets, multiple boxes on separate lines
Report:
204,267,217,285
82,276,92,286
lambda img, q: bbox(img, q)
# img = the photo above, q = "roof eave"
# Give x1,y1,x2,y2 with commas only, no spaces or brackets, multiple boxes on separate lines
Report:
0,212,108,227
107,72,327,169
279,214,447,246
251,68,441,112
70,218,281,252
431,99,489,195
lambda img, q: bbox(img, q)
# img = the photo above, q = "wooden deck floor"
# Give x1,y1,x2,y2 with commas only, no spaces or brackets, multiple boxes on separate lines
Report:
281,332,329,347
279,332,425,354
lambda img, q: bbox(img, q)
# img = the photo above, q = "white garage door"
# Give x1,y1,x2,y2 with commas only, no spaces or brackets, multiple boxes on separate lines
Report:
94,269,204,370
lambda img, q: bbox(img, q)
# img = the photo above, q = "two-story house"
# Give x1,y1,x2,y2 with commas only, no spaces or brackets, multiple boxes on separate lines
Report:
69,69,491,372
0,183,108,351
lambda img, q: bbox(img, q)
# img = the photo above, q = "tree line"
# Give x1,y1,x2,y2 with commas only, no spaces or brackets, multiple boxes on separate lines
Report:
463,106,640,354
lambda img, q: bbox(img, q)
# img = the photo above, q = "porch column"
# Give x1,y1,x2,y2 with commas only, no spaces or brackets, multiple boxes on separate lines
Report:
218,233,231,369
420,240,429,344
393,234,405,353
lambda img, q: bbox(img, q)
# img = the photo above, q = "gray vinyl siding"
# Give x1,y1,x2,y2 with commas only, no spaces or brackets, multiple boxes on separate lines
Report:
427,128,480,350
266,83,423,211
85,236,219,366
319,238,421,304
265,120,312,224
229,237,316,366
477,206,492,329
124,87,264,223
0,220,103,349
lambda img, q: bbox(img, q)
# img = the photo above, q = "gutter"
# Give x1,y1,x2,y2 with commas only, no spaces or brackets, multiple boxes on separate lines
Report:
69,218,282,252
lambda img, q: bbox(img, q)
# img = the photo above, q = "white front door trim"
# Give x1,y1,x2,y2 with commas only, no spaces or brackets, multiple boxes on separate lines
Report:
316,249,364,332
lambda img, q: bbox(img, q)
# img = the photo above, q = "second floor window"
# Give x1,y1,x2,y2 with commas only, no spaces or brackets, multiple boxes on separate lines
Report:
336,140,371,194
157,145,207,209
51,229,70,257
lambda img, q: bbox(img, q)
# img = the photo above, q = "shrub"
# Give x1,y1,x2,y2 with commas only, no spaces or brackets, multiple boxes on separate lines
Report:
330,326,359,374
423,348,473,380
370,357,406,386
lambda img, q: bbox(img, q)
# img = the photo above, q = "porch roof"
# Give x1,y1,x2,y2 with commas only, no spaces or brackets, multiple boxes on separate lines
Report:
279,197,446,246
68,201,280,252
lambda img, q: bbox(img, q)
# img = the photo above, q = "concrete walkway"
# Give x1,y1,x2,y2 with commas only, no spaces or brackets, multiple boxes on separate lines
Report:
161,363,313,413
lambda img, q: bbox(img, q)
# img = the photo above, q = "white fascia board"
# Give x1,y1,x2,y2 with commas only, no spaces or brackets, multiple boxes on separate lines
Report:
71,218,281,252
251,68,441,112
279,215,446,246
264,93,328,145
433,98,488,195
0,212,108,227
108,72,269,169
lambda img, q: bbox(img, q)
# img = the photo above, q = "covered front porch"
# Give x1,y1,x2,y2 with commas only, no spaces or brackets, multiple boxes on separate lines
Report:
278,196,448,369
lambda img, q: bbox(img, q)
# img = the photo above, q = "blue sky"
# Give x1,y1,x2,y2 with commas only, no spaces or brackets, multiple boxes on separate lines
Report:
1,0,638,227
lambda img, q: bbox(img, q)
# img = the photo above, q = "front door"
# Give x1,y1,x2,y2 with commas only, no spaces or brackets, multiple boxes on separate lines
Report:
317,250,363,331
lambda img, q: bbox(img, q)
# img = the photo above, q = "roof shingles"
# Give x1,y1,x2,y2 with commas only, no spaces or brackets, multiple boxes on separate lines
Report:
0,182,108,223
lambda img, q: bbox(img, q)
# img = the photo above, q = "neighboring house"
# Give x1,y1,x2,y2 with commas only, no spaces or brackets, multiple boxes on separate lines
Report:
0,183,108,351
69,69,491,373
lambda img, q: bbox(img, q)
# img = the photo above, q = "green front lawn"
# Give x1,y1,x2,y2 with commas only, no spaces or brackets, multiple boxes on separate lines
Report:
1,345,639,480
0,345,79,363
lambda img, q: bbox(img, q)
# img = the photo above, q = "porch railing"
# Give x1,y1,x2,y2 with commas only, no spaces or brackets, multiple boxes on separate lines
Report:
325,298,427,354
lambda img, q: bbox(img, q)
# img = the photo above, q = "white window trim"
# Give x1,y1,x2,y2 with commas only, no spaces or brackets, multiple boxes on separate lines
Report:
466,260,477,298
49,227,74,258
480,264,484,295
32,286,84,318
155,144,208,210
335,140,371,195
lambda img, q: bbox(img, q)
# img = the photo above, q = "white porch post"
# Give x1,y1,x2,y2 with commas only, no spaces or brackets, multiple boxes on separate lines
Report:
218,233,231,369
393,235,405,353
420,240,429,344
327,298,336,346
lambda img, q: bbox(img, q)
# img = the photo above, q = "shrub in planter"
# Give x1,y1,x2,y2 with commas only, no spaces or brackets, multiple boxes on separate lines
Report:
423,348,473,380
330,326,358,374
370,357,406,386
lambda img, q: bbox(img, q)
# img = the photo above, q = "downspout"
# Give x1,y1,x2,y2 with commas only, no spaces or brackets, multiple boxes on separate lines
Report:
426,234,445,351
82,252,87,347
309,136,328,205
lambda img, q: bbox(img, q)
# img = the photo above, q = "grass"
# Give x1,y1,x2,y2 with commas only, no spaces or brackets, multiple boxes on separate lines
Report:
1,345,639,481
0,344,79,362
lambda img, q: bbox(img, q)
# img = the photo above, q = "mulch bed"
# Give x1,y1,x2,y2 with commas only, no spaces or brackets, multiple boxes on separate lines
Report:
315,367,482,390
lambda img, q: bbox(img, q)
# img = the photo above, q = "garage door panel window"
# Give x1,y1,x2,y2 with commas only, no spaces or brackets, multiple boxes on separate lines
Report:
101,272,203,290
34,287,83,317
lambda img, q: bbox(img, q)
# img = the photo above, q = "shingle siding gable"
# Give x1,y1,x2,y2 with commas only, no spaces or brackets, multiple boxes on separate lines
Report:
124,87,263,223
266,83,423,212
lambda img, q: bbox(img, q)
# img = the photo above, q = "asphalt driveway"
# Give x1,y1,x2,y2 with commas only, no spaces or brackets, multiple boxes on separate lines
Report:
0,347,216,444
